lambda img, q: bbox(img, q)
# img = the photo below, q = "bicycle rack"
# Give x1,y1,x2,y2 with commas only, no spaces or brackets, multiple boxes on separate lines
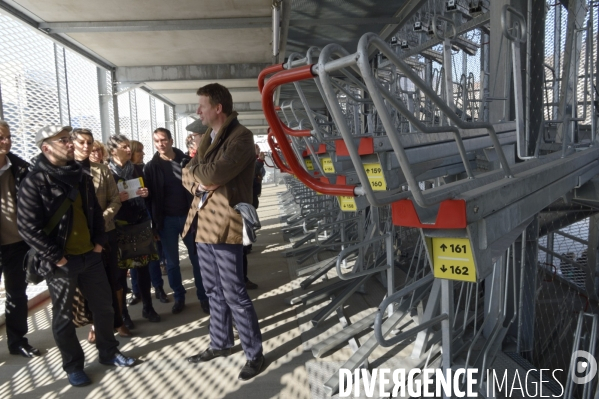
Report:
261,3,599,395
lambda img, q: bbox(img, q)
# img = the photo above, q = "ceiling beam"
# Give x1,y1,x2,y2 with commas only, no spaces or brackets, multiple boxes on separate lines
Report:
234,119,269,127
175,102,263,115
39,17,272,33
116,64,269,84
148,87,258,95
38,17,429,34
0,0,115,70
137,86,176,108
277,0,291,64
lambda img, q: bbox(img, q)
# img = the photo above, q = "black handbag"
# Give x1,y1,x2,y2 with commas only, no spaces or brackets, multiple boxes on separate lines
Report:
115,219,158,261
23,191,76,285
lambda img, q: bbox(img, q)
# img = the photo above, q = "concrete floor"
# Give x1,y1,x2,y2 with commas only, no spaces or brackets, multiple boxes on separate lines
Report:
0,184,320,399
0,183,403,399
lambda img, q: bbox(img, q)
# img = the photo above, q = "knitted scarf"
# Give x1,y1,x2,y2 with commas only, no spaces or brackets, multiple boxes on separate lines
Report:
34,154,83,188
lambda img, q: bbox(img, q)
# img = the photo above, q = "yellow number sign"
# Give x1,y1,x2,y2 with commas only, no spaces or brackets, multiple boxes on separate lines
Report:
305,159,314,171
321,157,335,174
431,237,477,282
338,196,357,211
363,163,387,191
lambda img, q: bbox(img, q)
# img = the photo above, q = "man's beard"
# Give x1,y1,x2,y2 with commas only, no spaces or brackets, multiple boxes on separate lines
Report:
55,150,74,163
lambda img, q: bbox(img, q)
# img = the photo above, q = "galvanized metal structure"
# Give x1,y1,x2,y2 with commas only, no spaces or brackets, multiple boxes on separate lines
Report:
1,0,599,397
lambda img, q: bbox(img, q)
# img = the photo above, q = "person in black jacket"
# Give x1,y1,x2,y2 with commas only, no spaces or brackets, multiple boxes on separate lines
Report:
144,128,209,314
17,126,135,387
106,134,162,323
0,120,41,358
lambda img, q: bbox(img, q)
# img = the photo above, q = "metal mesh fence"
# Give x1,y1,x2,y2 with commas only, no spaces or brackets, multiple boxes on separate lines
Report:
117,90,132,137
539,1,596,152
176,116,195,151
0,12,143,157
65,50,102,140
0,13,60,161
167,105,175,139
532,211,598,395
155,99,166,129
105,70,116,136
134,89,153,163
111,91,178,162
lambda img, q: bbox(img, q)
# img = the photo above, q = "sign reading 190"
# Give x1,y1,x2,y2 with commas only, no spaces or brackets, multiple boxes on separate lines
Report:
439,243,467,254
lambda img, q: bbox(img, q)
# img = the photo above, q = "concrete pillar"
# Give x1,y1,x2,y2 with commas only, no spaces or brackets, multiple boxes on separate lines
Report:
54,44,70,126
111,70,120,136
97,67,111,142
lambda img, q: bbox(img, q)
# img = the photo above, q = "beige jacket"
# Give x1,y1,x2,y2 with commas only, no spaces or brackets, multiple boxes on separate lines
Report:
182,112,255,244
90,161,121,232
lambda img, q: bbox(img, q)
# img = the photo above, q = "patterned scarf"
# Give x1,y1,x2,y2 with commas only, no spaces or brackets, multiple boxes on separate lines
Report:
109,160,145,209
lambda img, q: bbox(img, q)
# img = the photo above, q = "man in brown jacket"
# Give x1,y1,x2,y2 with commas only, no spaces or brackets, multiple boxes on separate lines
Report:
182,83,264,381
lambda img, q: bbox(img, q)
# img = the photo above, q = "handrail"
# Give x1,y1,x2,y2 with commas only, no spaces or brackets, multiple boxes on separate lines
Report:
315,43,409,207
281,123,312,137
258,63,285,93
261,65,358,197
284,52,327,141
357,33,513,180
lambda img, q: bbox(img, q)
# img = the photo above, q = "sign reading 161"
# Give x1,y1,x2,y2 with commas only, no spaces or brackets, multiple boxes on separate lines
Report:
431,237,476,283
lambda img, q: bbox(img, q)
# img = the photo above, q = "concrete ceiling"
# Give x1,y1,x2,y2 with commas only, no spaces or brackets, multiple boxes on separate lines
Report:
1,0,421,135
11,0,272,21
67,29,273,67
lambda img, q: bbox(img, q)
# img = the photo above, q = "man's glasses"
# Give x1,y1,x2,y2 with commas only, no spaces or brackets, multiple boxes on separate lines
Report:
52,137,73,145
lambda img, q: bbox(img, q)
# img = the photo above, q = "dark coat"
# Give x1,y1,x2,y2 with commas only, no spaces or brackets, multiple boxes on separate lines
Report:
111,164,150,225
143,147,192,232
0,153,30,265
17,157,106,277
7,152,30,190
182,112,255,245
253,158,265,198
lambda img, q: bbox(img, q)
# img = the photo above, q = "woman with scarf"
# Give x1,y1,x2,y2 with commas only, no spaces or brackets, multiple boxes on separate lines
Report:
106,134,161,323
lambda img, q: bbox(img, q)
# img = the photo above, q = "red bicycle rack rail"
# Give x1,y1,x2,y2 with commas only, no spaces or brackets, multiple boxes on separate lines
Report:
258,63,285,93
391,199,467,229
267,131,293,175
261,65,356,197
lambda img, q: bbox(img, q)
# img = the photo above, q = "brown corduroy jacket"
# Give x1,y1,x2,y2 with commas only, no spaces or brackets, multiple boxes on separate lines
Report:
182,112,255,244
89,161,121,232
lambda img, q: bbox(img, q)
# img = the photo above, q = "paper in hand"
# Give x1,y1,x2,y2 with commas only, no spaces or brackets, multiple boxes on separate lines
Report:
117,177,144,200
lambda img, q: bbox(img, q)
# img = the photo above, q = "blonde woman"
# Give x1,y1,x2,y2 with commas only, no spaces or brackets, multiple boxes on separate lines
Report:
130,140,145,166
89,141,108,164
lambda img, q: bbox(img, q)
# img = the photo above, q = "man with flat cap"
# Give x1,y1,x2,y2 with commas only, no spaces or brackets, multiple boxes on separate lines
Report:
17,125,135,387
